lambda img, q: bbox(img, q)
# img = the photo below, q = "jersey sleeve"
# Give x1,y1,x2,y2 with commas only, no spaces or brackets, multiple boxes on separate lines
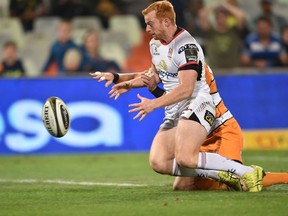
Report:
175,42,201,68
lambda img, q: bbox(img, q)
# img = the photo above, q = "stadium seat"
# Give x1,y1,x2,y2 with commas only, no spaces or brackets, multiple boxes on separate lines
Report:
72,16,102,31
34,17,61,42
0,0,9,17
72,28,87,46
109,15,142,47
0,18,25,48
23,57,39,77
99,43,127,68
20,34,51,75
100,30,131,55
0,32,10,48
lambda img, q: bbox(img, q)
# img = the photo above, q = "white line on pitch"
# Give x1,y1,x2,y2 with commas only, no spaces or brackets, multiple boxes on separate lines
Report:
0,179,147,187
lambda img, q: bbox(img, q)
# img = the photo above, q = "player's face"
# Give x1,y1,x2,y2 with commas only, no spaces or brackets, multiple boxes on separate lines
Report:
144,11,165,40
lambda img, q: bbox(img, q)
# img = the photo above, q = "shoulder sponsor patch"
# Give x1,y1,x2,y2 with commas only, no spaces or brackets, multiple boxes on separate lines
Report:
178,44,198,54
178,44,199,63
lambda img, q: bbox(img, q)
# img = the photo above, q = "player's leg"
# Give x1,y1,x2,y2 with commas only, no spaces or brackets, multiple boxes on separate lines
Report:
173,176,228,191
215,119,288,189
263,172,288,187
150,121,239,187
174,103,264,192
149,127,176,174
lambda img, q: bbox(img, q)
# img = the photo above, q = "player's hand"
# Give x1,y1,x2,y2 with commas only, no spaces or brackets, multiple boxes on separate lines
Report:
141,71,157,92
109,81,132,100
128,94,155,121
89,71,114,87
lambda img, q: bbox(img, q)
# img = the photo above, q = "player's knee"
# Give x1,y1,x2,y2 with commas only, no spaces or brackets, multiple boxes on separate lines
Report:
149,157,170,175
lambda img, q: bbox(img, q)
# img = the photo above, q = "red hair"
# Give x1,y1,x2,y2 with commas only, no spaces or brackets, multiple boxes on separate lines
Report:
142,0,176,24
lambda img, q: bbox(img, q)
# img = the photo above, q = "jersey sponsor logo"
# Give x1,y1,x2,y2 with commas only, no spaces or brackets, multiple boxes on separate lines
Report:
158,69,178,79
178,44,199,63
204,110,215,126
185,48,198,63
178,44,199,54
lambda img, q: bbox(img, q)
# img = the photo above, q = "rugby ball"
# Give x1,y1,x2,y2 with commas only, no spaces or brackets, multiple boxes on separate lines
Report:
42,97,70,137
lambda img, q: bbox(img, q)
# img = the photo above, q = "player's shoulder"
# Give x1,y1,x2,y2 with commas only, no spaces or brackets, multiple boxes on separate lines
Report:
149,38,162,48
174,29,201,53
175,29,198,45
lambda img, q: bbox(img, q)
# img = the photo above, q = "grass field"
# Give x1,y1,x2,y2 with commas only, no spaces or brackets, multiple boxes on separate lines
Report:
0,150,287,216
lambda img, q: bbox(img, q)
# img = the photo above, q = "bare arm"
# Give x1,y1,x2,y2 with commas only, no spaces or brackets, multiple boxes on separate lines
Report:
150,70,196,108
108,66,161,99
89,71,141,87
129,70,197,121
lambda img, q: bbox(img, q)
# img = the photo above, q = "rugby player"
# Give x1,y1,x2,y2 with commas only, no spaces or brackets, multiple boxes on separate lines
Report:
90,64,288,191
91,0,265,192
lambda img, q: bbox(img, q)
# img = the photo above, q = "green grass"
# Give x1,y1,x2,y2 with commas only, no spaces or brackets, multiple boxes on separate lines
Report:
0,151,287,216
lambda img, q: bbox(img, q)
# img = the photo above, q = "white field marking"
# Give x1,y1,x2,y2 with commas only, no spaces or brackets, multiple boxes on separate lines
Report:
244,156,288,163
0,179,147,187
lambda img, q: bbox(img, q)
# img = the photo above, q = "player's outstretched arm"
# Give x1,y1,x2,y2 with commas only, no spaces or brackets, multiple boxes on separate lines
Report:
109,74,148,100
89,71,141,87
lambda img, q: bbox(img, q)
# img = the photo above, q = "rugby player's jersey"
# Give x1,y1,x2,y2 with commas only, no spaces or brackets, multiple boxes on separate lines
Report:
204,64,233,133
149,27,210,99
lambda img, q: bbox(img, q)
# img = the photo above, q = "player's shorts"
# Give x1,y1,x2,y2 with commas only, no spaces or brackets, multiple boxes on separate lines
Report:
160,95,215,134
200,117,243,163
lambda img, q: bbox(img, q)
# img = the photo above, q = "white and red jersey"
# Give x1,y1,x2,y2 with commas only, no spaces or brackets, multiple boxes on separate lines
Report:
151,28,215,132
149,27,210,98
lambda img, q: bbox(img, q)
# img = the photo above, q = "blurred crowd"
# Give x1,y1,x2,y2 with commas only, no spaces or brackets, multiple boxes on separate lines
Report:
0,0,288,78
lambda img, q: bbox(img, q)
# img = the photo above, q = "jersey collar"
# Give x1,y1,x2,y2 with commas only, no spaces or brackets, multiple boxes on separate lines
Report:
160,27,184,45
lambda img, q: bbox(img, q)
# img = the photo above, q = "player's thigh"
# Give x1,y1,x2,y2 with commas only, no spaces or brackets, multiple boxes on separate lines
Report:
175,119,208,168
149,127,176,173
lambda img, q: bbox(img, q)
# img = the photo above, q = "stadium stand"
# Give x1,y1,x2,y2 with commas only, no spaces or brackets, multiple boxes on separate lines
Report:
72,16,102,32
20,34,51,75
72,28,87,46
0,18,25,49
22,57,39,77
99,42,127,68
0,32,10,49
34,17,61,42
100,30,130,55
109,15,143,47
0,0,9,17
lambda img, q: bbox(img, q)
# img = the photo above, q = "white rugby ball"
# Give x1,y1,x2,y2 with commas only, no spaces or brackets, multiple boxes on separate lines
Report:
42,97,70,137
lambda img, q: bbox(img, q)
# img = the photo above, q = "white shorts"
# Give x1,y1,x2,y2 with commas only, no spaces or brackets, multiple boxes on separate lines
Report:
160,95,215,133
